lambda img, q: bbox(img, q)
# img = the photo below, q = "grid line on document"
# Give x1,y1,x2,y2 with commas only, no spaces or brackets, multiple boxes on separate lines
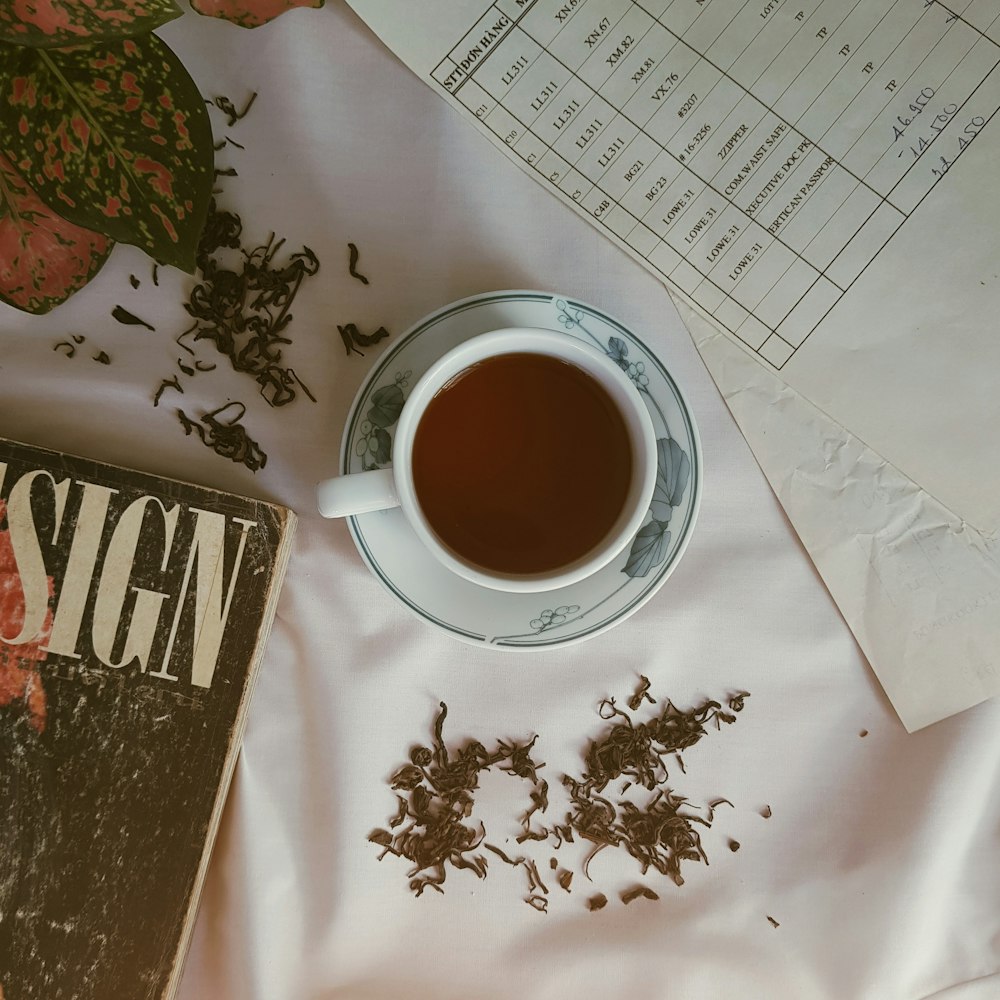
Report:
825,0,1000,188
743,0,868,97
634,3,893,210
788,0,905,140
431,1,543,98
432,0,1000,369
458,67,768,342
520,18,848,286
520,30,843,349
793,89,1000,354
884,53,1000,193
437,1,864,362
842,15,986,169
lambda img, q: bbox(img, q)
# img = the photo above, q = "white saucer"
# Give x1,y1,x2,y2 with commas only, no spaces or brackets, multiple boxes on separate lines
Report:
341,291,702,649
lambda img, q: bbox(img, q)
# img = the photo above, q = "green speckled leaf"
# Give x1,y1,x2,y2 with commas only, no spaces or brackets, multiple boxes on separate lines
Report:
0,0,182,49
0,152,113,314
0,33,213,271
190,0,323,28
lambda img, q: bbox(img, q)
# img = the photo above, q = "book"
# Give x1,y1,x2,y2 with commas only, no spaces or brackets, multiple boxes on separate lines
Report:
0,436,296,1000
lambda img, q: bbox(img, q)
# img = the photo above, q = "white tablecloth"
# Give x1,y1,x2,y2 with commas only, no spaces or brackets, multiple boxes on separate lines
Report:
2,5,998,998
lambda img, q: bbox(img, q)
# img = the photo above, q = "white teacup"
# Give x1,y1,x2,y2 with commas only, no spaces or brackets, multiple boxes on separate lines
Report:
316,328,657,593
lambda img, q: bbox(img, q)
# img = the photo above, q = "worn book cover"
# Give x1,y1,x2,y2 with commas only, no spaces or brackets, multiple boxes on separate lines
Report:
0,437,296,1000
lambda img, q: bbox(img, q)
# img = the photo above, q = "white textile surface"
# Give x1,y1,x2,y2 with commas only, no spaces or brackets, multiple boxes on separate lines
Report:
1,5,998,999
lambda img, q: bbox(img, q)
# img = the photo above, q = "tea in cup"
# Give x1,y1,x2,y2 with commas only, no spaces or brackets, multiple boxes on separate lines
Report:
316,328,656,592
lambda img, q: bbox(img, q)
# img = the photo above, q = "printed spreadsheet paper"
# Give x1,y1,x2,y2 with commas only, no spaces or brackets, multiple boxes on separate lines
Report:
345,0,1000,730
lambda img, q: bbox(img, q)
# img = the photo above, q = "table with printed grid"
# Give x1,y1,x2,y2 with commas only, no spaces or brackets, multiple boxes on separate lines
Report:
432,0,1000,368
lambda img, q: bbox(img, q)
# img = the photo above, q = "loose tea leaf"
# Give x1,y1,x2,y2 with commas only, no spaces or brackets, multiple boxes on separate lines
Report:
153,375,183,406
338,322,389,356
587,893,608,911
93,351,111,365
859,730,868,738
627,675,655,711
728,840,740,853
53,340,76,358
129,275,140,290
176,401,266,471
338,325,362,357
209,92,258,127
112,305,155,331
621,886,659,904
728,692,750,713
347,242,369,284
767,915,780,928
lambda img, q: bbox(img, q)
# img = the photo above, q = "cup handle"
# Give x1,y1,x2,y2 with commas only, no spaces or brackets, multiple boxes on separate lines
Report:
316,468,399,518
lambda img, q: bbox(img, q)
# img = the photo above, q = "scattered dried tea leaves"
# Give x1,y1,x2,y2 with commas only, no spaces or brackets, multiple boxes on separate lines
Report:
347,242,370,284
373,683,753,915
767,915,780,928
129,274,140,290
112,305,155,331
180,200,319,407
371,702,544,900
55,335,110,363
587,893,608,911
176,401,267,472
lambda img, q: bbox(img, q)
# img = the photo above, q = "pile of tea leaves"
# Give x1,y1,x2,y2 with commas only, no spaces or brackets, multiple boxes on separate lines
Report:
369,679,750,911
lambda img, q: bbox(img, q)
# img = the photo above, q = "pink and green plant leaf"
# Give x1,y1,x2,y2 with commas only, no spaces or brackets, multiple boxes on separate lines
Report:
190,0,324,29
0,32,213,271
0,152,113,314
0,0,182,50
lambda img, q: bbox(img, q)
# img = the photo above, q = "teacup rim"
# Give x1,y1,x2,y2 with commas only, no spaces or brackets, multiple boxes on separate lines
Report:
389,326,658,593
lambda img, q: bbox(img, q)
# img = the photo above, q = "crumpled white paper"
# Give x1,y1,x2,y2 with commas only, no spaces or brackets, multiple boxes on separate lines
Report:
680,296,1000,731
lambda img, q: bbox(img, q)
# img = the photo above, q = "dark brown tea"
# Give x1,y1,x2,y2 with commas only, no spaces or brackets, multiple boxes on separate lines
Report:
411,352,632,575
